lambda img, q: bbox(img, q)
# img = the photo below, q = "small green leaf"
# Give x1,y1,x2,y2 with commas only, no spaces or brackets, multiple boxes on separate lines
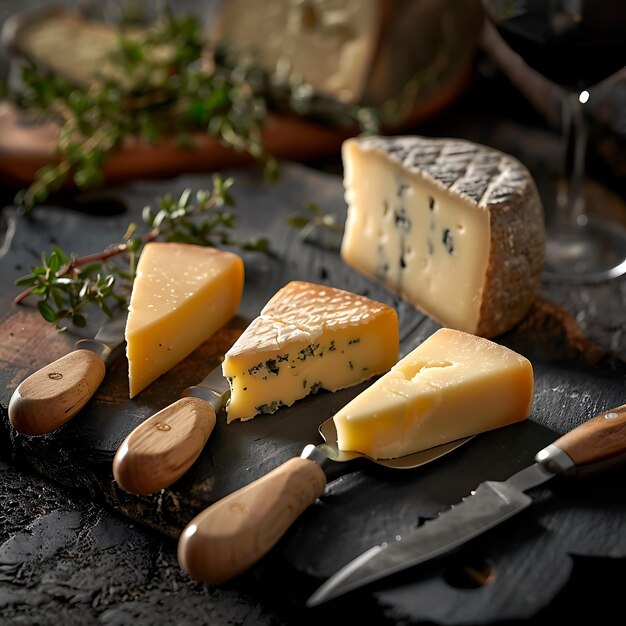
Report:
243,237,270,253
142,206,154,223
79,263,101,278
127,237,142,253
152,210,168,228
221,177,235,192
263,158,280,183
50,287,66,309
158,194,176,211
51,246,69,265
196,190,210,206
37,301,58,322
287,215,310,229
178,188,192,209
14,275,37,287
79,280,90,300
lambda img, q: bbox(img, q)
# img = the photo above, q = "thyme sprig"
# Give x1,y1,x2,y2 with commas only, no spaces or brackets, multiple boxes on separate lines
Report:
287,202,343,251
288,202,342,237
14,178,268,329
7,11,380,212
9,13,277,211
15,242,134,329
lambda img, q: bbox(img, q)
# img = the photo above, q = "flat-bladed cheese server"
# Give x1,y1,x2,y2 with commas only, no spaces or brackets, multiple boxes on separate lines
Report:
176,412,474,584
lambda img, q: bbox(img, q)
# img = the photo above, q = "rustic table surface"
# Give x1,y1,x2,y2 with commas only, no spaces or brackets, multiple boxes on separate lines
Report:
1,4,626,625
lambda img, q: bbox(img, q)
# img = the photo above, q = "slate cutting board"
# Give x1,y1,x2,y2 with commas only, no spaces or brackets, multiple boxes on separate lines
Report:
1,162,626,624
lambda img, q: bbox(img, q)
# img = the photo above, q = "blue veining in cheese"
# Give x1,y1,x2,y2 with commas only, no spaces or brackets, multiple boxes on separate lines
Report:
341,135,545,338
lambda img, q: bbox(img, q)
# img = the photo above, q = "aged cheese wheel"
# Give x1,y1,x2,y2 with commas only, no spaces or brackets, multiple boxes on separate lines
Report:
2,8,142,87
340,135,546,338
210,0,484,108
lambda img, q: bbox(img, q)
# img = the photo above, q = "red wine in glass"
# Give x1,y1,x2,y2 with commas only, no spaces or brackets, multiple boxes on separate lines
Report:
482,0,626,282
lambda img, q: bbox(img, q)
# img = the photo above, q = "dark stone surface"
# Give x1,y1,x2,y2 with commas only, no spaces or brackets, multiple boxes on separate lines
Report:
0,457,289,626
1,161,626,626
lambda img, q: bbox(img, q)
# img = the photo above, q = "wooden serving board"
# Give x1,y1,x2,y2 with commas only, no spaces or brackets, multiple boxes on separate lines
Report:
1,163,626,623
0,3,475,191
0,69,470,190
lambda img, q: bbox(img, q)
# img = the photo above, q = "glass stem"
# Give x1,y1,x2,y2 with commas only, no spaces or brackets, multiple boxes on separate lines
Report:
558,90,588,227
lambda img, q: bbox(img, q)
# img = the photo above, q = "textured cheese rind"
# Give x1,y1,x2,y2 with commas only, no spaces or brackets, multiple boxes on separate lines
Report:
222,281,399,422
125,242,244,398
333,328,534,459
341,135,545,338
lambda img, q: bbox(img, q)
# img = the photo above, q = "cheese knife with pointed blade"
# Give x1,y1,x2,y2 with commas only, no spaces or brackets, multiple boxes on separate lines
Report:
112,364,230,495
8,313,127,435
307,403,626,607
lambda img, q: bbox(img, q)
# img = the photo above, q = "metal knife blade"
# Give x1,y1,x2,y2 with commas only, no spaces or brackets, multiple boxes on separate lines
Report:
182,363,231,411
8,312,127,435
113,363,231,495
75,312,127,365
175,392,473,585
307,404,626,607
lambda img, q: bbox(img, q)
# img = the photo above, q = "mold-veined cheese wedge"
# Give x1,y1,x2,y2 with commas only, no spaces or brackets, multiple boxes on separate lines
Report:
333,328,534,459
125,242,244,398
222,281,399,422
341,135,545,338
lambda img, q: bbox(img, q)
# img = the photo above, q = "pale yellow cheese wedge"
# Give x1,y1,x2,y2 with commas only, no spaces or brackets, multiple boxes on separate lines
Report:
334,328,534,459
125,242,244,398
222,281,399,422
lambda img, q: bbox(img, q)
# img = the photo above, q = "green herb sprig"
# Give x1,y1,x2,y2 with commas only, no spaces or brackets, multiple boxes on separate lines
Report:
9,13,278,211
14,177,268,329
288,202,343,250
8,11,380,212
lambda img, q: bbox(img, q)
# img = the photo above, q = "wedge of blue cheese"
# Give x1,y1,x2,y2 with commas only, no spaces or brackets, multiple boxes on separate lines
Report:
341,135,545,338
222,281,399,422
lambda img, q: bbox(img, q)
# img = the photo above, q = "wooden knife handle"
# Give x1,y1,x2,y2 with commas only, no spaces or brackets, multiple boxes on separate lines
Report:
8,349,106,435
177,457,327,583
113,397,216,495
552,403,626,471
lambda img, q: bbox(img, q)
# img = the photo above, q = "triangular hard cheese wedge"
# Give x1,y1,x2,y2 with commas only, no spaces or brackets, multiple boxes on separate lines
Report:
333,328,534,459
222,281,399,422
125,242,244,398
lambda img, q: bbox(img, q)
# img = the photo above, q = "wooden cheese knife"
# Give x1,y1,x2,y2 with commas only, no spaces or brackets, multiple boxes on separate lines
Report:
176,415,474,584
8,313,126,435
112,365,229,496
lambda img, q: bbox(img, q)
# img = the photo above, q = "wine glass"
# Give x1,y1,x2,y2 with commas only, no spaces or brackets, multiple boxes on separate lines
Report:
481,0,626,283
